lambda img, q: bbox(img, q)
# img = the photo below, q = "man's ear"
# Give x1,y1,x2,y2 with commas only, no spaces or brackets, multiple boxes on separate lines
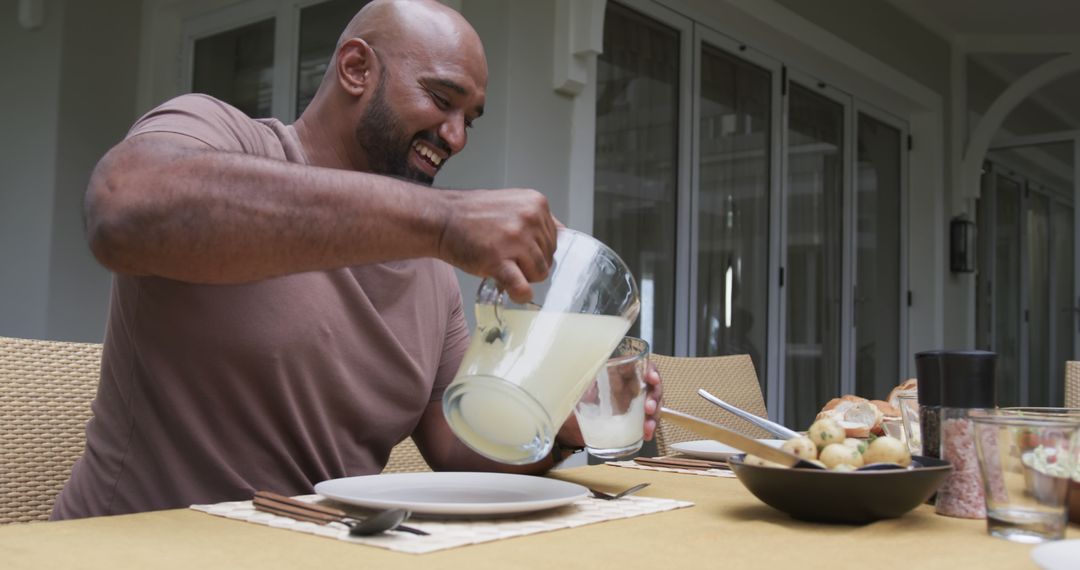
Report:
336,37,374,97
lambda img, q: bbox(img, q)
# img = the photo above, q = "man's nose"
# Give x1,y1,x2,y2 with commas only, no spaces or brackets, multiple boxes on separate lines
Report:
439,114,468,156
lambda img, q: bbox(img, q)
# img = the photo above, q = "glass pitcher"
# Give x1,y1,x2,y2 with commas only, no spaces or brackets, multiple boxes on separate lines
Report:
442,228,640,464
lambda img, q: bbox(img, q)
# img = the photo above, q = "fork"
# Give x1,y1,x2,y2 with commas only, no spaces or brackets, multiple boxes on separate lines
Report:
253,491,429,536
588,482,650,500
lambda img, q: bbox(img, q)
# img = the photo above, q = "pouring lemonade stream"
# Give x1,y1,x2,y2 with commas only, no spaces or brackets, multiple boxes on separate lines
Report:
442,229,640,464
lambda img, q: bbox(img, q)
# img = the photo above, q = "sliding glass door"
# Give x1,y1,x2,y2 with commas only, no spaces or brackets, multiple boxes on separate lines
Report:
593,2,681,355
694,42,772,384
854,113,903,400
595,1,908,426
977,162,1074,407
783,83,845,428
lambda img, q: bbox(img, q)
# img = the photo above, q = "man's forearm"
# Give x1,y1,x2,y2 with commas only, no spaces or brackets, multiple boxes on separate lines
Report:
86,135,449,284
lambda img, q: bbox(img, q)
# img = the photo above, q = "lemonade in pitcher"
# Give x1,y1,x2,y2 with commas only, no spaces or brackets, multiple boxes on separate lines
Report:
443,229,640,464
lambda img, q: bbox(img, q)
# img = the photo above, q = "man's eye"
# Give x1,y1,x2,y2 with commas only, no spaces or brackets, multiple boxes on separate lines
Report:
431,92,449,108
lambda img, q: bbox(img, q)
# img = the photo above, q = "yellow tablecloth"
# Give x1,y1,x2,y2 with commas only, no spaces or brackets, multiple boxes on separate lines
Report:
2,465,1073,569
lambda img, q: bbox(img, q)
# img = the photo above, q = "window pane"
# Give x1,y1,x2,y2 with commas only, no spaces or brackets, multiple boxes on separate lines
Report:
695,44,770,387
297,0,371,118
1053,204,1075,405
784,84,844,428
976,173,992,351
994,175,1022,406
854,114,901,400
193,18,275,118
1027,191,1050,406
594,3,679,355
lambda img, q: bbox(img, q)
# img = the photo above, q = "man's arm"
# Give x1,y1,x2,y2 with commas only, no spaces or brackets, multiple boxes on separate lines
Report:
85,132,555,301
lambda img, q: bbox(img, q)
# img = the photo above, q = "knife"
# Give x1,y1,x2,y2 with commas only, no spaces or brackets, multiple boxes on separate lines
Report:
661,407,822,469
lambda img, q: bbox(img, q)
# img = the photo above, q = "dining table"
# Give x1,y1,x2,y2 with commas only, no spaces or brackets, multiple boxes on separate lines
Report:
1,463,1074,569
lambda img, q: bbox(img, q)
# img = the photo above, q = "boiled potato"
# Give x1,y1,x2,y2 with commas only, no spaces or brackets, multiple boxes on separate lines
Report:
818,443,865,469
831,463,857,472
863,435,911,466
842,438,868,455
744,453,786,468
781,436,818,460
808,418,846,450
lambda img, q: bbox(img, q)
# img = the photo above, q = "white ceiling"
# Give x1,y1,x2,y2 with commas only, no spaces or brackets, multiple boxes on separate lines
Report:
888,0,1080,132
886,0,1080,37
886,0,1080,187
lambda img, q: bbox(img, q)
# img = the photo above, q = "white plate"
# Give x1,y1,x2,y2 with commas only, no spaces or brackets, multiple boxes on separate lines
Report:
314,472,589,516
669,439,786,461
1032,539,1080,570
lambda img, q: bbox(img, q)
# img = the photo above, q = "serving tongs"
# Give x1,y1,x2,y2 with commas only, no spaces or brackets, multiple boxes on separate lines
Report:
253,491,429,536
697,389,801,440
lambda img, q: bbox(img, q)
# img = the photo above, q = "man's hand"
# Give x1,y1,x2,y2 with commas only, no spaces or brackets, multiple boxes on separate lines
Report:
554,359,665,451
643,361,663,441
437,188,557,303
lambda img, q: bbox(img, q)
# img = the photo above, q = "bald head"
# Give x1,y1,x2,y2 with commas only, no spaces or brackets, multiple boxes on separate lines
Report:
295,0,488,180
340,0,485,70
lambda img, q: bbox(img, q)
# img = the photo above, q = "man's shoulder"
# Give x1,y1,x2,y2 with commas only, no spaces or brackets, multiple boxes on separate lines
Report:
129,94,283,156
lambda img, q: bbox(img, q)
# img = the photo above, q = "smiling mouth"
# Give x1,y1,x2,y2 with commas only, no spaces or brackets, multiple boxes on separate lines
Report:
412,140,443,168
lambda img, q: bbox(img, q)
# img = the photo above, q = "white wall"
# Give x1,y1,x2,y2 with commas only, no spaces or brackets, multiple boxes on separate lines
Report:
47,0,142,342
442,0,579,325
0,1,65,340
0,0,140,343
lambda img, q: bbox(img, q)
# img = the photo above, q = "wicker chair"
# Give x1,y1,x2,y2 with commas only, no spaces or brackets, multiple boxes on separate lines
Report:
0,336,102,524
652,353,771,457
384,437,431,473
1066,361,1080,408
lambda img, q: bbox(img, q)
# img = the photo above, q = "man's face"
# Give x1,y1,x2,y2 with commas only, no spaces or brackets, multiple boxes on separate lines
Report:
354,71,445,185
354,42,487,185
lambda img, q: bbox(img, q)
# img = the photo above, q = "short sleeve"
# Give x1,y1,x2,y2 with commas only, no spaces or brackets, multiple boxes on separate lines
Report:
126,94,283,159
430,271,471,403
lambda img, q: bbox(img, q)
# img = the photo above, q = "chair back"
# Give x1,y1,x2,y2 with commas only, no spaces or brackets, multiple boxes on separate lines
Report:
1067,361,1080,408
0,336,102,524
652,353,771,457
384,437,430,473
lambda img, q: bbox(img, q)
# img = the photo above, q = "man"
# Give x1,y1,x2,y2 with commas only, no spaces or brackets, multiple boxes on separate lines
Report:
53,0,661,520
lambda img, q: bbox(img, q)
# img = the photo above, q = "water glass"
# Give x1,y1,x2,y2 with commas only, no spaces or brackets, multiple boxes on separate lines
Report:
971,413,1080,543
897,391,921,455
573,337,649,459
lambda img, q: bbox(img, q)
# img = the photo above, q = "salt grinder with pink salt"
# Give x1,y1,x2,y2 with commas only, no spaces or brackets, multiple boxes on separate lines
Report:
935,350,996,519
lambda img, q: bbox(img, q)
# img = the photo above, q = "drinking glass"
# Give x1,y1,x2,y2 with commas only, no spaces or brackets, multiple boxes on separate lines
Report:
971,413,1080,543
896,391,921,455
443,228,640,464
573,337,649,459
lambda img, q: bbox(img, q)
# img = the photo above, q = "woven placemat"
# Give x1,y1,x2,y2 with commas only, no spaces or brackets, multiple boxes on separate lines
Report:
605,460,737,478
191,494,692,554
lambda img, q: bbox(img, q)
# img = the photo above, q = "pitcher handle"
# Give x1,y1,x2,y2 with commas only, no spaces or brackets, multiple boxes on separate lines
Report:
477,278,507,343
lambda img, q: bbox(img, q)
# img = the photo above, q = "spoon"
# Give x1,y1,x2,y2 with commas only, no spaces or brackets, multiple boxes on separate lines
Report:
697,389,801,440
346,508,423,536
252,492,428,536
589,482,651,500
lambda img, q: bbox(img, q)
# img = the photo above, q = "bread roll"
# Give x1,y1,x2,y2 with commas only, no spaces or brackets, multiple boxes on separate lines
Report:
815,396,883,438
887,378,918,410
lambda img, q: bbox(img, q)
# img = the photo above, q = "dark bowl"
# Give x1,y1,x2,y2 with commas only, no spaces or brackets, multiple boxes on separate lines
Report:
728,454,952,524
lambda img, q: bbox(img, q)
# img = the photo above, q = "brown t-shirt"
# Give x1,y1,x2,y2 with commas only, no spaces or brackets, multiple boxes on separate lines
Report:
52,94,471,519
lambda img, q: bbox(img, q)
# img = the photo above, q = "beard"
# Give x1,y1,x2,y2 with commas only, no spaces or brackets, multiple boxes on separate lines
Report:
355,75,446,186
